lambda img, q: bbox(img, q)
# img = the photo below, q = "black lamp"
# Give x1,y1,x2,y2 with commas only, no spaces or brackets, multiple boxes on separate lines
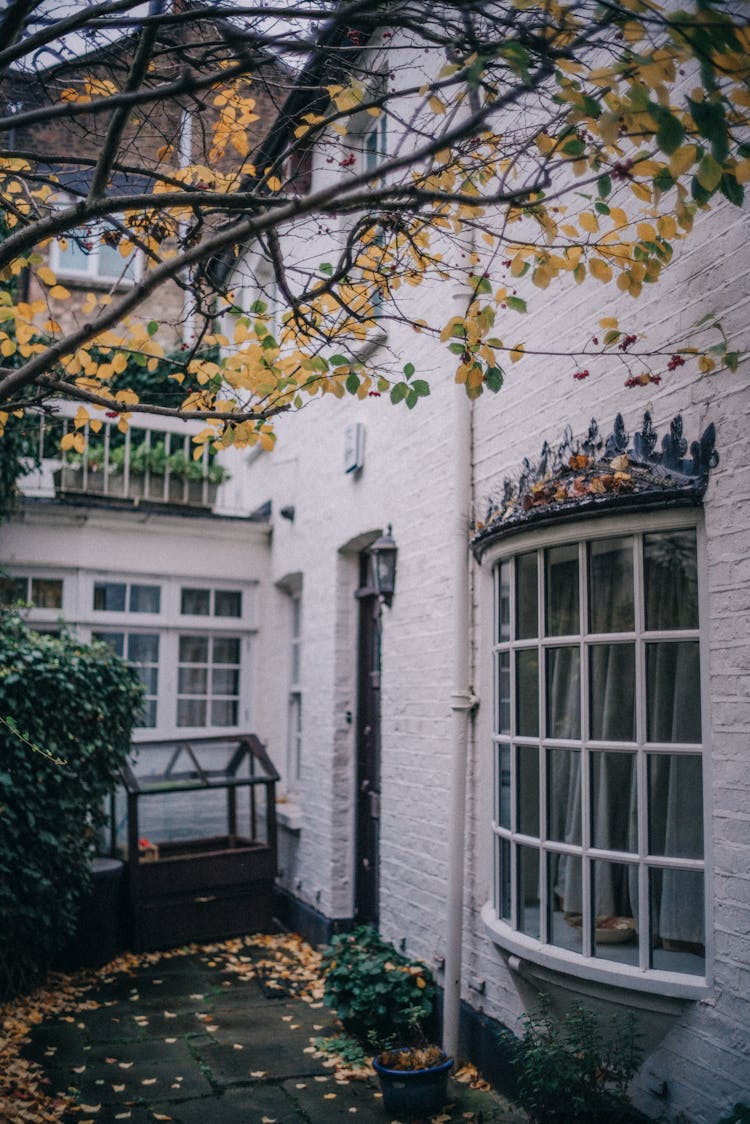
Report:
370,525,398,605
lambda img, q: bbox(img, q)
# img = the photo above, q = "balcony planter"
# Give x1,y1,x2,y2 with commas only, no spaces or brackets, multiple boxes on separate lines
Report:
372,1047,453,1117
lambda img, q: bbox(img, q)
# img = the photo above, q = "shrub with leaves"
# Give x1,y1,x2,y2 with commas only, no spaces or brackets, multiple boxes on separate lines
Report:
514,997,644,1124
321,926,436,1046
0,614,142,998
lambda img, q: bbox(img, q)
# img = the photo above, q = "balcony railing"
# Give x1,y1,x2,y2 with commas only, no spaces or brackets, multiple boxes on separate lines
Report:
22,403,228,510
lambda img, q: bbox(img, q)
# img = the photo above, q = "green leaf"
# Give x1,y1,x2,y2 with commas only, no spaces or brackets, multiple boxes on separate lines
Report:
603,329,620,346
719,172,744,206
597,174,612,199
390,383,407,404
403,362,415,379
696,153,722,193
562,137,585,157
724,351,739,372
250,299,267,315
147,320,159,337
653,168,675,193
485,366,504,392
329,354,348,366
345,372,359,394
506,296,527,313
319,262,333,275
594,201,610,216
688,97,728,162
412,380,430,397
654,108,685,156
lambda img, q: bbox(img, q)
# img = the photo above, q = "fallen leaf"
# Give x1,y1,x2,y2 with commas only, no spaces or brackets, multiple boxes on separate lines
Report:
112,1084,126,1093
164,1038,177,1044
79,1106,101,1114
72,1065,86,1074
142,1078,157,1085
324,1092,337,1100
232,1043,244,1050
250,1070,267,1078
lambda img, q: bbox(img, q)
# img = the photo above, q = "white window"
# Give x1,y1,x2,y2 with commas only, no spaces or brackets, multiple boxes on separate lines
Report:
177,633,241,728
51,219,138,285
486,515,706,994
363,113,387,175
93,631,160,728
1,574,63,609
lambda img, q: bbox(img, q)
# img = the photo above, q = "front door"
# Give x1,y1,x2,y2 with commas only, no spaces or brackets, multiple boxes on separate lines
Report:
355,550,381,924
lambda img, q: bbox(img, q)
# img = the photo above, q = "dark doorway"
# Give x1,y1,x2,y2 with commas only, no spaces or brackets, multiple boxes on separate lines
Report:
355,549,381,924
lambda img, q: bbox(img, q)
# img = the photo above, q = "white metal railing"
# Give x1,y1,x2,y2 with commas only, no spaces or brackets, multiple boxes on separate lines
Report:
25,402,223,509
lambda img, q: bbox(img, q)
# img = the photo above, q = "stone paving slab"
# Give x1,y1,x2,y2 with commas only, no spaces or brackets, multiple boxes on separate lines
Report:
21,944,527,1124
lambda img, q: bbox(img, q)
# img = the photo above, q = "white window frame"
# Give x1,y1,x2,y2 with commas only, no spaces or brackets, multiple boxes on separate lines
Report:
286,590,303,791
49,214,140,286
480,509,711,999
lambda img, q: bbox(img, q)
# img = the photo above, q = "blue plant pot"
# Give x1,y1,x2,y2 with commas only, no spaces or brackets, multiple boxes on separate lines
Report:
372,1051,453,1117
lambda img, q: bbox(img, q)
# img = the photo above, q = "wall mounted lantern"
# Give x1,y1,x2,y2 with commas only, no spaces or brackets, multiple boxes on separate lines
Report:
370,525,398,605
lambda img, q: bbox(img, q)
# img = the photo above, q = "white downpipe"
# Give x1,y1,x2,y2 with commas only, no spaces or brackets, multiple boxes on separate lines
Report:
442,282,477,1060
178,107,195,343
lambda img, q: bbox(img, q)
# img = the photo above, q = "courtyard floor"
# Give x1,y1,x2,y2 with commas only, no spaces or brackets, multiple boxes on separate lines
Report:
1,933,527,1124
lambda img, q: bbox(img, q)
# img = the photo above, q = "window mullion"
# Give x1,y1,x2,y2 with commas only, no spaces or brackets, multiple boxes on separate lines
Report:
579,539,592,956
634,534,650,970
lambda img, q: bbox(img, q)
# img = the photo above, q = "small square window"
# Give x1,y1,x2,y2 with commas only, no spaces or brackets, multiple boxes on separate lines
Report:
94,582,127,611
129,584,161,613
30,578,63,609
0,576,29,605
181,588,211,615
215,590,242,617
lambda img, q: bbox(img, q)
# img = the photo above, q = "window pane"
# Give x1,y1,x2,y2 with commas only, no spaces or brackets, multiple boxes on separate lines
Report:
215,590,242,617
644,530,698,631
94,581,126,611
547,748,580,844
517,745,539,837
648,754,703,858
497,837,511,921
589,643,635,741
646,641,701,742
588,538,634,632
138,698,158,728
177,698,206,726
591,752,636,852
515,649,539,736
30,578,63,609
0,577,28,605
549,853,582,953
546,543,579,636
179,635,209,662
517,845,540,938
497,562,510,642
92,631,124,657
516,553,537,639
214,637,240,664
212,667,239,696
135,665,159,695
178,667,207,694
181,588,210,615
127,633,159,663
497,745,511,828
98,236,136,281
56,230,91,275
650,867,704,975
497,650,510,734
129,584,160,613
593,859,638,966
211,699,238,726
546,646,580,739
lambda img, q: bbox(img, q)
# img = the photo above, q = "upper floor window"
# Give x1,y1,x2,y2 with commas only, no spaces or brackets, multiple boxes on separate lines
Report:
51,219,138,286
488,516,706,994
1,575,63,609
181,587,242,618
94,581,161,614
364,114,387,175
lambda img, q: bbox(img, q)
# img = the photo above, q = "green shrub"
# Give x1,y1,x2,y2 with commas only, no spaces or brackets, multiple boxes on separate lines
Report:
717,1106,750,1124
321,926,436,1046
514,997,644,1124
0,614,142,998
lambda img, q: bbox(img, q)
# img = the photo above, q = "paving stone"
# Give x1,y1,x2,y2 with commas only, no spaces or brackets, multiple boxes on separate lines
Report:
281,1075,388,1123
192,1035,329,1086
156,1085,308,1123
43,1037,213,1105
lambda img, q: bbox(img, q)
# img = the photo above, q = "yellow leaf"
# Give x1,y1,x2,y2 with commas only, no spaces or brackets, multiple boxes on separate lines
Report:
428,95,446,115
267,176,282,191
669,145,697,177
49,284,71,299
734,158,750,184
37,265,57,286
510,343,525,363
579,212,599,233
637,222,656,241
630,181,652,202
589,258,612,283
74,406,89,428
696,154,722,192
599,316,618,328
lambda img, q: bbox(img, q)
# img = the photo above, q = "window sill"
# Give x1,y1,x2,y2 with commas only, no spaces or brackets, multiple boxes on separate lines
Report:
276,800,303,833
481,902,709,1002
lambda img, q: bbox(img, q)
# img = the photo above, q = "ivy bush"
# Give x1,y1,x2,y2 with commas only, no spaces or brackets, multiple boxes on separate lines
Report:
321,926,437,1046
0,614,142,998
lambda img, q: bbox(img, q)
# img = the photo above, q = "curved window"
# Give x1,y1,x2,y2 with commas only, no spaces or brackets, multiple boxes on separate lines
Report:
487,517,706,994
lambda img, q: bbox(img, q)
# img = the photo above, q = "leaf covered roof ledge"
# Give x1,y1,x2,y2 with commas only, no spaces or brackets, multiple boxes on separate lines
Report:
472,412,719,558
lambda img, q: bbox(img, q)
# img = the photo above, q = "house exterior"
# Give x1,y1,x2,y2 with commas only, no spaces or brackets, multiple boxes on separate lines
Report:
2,17,749,1124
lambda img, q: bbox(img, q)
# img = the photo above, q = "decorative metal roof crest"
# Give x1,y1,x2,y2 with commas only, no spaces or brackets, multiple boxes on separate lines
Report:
472,412,718,554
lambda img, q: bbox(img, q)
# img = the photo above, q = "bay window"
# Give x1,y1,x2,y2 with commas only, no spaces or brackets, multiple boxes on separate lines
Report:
487,515,707,993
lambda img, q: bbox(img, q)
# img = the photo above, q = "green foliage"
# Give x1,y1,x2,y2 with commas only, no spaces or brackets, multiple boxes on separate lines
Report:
513,997,644,1124
0,614,142,998
321,926,436,1046
717,1105,750,1124
313,1034,369,1069
0,411,41,522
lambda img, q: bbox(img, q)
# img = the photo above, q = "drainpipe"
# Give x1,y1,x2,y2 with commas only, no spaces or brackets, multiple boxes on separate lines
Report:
442,280,477,1061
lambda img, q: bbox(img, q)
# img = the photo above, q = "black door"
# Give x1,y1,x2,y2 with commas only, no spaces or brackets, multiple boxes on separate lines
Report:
355,550,381,924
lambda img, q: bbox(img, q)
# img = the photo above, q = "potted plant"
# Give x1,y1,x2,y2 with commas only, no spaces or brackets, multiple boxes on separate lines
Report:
322,926,453,1117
